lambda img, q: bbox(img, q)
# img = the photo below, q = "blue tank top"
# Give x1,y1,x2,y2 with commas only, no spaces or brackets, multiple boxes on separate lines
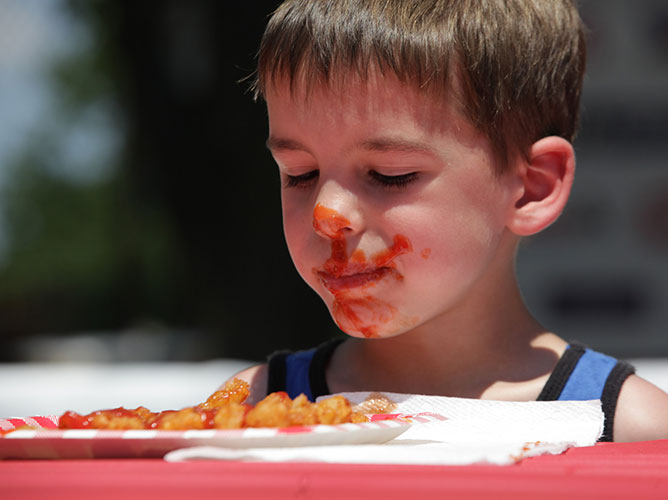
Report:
266,340,635,441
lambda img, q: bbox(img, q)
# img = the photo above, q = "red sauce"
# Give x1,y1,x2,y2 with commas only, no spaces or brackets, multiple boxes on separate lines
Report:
421,248,431,259
372,234,412,267
57,411,91,429
312,204,349,238
63,407,146,429
107,407,140,418
332,296,398,338
149,410,174,429
201,409,217,428
312,203,412,337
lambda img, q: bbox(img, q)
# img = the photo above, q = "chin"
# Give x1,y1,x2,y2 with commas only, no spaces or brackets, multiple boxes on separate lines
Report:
327,299,419,339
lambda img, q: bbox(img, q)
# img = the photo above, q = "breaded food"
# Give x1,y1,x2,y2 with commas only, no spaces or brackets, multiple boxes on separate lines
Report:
213,402,250,429
315,395,354,424
198,378,250,410
150,408,213,430
59,407,150,430
287,394,319,427
57,378,365,430
245,391,292,428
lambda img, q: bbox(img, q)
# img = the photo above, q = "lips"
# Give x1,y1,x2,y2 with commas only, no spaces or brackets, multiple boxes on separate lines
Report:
317,266,400,292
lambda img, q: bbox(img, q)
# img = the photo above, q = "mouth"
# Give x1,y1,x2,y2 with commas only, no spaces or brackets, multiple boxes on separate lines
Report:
316,267,399,292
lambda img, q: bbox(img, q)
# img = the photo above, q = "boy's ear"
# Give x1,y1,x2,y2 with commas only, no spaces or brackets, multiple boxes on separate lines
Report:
507,136,575,236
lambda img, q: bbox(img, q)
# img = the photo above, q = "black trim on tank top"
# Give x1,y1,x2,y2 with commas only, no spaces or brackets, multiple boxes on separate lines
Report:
266,350,290,394
536,343,586,401
265,338,345,398
270,339,634,441
309,338,345,400
600,360,636,442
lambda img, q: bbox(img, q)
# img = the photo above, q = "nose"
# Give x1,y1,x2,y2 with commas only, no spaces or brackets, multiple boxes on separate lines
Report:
312,181,364,239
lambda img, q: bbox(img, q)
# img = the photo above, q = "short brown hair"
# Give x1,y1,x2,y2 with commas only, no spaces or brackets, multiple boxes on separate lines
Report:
252,0,586,172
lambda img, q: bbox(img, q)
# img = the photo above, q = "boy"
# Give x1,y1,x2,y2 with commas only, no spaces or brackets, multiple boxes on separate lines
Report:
232,0,668,442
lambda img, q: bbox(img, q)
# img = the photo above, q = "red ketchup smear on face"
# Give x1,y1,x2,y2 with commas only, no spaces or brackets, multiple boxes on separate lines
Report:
312,203,412,338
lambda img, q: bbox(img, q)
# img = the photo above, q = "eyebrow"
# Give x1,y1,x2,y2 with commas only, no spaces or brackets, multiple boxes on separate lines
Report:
266,136,436,156
265,137,307,152
359,137,436,155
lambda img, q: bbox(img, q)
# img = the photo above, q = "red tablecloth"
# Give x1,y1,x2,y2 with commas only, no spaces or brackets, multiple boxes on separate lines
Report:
2,440,667,500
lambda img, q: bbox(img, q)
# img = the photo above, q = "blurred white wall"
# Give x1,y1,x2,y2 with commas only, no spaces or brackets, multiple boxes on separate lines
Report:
1,359,667,418
0,359,251,417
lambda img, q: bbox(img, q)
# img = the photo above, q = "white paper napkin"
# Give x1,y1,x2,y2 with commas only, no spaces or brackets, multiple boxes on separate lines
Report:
164,393,604,466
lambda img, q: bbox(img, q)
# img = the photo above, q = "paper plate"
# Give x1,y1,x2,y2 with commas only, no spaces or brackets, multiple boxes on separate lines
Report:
0,418,414,459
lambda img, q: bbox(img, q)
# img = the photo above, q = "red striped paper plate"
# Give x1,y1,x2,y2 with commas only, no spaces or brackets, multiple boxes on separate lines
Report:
0,413,445,459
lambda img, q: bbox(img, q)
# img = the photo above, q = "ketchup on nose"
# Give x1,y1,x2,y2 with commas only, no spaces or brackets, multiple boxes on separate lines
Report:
312,203,350,238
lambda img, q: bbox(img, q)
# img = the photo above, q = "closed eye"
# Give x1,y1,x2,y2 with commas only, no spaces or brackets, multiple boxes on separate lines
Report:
368,171,419,189
284,170,319,189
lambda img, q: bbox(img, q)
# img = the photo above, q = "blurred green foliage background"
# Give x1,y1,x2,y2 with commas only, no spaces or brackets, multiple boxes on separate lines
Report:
0,0,340,361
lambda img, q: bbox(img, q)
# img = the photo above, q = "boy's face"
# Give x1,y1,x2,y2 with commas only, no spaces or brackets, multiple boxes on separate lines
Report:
265,75,519,339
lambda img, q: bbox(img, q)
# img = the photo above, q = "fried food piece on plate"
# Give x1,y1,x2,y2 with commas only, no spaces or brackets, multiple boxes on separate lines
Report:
245,392,357,427
59,407,154,430
198,378,250,410
213,402,251,429
54,378,365,430
57,380,250,430
351,412,370,423
287,394,319,426
151,408,213,430
245,391,292,428
313,395,354,425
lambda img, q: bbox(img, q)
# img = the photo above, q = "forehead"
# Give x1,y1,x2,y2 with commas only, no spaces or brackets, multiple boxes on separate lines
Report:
265,72,480,148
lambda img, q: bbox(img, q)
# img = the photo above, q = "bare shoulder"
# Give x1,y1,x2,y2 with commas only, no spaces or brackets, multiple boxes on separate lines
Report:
222,364,268,405
613,374,668,442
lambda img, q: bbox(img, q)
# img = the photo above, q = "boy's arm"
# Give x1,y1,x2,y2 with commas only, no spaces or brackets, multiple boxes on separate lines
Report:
613,375,668,442
222,363,268,406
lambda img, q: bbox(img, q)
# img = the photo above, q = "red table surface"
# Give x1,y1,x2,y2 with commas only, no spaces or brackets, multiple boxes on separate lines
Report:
1,440,668,500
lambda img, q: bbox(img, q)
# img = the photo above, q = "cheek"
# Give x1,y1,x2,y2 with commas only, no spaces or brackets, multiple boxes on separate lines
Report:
281,202,322,288
430,205,504,273
391,189,507,284
434,173,510,247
